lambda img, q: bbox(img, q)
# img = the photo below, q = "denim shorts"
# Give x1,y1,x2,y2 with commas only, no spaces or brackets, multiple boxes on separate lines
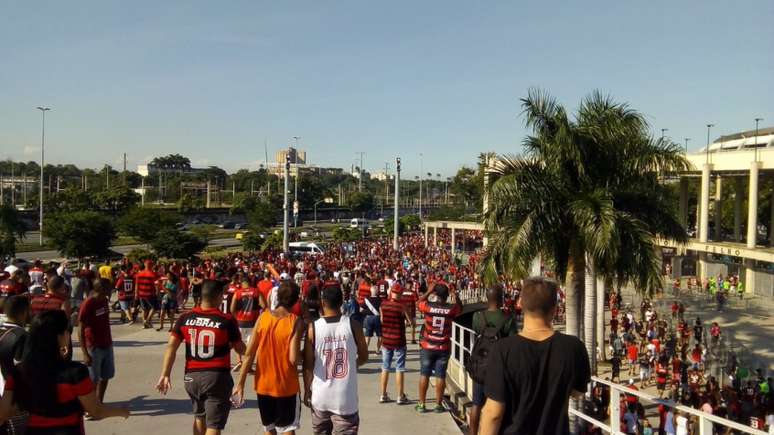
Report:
381,347,407,373
364,315,381,337
88,346,115,381
419,349,450,379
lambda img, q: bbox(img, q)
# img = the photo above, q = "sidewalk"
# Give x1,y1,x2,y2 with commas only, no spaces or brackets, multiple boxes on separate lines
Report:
85,320,461,435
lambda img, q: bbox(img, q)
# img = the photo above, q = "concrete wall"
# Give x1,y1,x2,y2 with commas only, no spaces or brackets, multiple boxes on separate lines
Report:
752,270,774,297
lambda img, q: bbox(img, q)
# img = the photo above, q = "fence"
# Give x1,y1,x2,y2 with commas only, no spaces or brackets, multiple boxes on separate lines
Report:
447,321,769,435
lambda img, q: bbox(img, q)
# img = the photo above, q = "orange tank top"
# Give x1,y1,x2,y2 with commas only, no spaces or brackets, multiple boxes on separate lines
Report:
254,311,299,397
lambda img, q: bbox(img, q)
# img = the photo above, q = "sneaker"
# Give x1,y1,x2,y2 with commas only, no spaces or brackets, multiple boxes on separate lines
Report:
415,403,427,413
379,394,391,403
396,394,410,405
433,404,446,413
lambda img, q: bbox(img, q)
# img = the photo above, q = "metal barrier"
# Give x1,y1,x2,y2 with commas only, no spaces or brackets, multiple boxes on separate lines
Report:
458,288,487,305
448,322,769,435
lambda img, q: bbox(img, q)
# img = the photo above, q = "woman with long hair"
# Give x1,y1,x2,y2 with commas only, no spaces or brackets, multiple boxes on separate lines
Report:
0,310,129,434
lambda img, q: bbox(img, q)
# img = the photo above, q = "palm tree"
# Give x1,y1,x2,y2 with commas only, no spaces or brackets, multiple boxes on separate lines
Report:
480,89,689,372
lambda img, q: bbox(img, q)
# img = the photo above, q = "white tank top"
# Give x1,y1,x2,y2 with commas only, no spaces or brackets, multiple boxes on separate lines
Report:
311,315,359,415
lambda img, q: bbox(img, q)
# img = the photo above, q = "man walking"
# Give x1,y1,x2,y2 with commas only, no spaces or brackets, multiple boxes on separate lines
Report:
303,285,368,434
416,282,462,413
379,285,413,405
157,280,246,435
479,277,590,434
135,261,158,329
79,278,115,403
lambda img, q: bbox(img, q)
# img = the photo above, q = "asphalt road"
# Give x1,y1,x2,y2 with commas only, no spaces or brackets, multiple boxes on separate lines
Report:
16,238,242,262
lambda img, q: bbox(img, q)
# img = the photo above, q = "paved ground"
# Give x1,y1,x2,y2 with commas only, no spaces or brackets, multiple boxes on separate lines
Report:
82,313,460,435
16,238,242,262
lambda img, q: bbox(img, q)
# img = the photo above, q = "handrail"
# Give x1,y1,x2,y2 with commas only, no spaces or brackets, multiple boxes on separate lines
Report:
448,321,769,435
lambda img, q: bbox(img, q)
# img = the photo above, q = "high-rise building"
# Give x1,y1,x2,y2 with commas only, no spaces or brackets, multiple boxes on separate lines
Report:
275,147,306,166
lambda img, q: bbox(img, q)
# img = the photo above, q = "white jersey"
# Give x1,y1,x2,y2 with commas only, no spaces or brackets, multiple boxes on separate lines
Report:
311,315,358,415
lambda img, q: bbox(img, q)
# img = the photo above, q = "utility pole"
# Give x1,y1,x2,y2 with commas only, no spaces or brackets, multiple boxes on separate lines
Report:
356,152,365,192
141,177,145,206
384,162,390,208
393,157,401,251
283,152,290,254
684,138,690,155
10,162,15,208
123,153,127,184
418,153,423,219
105,165,110,190
754,118,763,162
705,124,715,164
36,106,50,246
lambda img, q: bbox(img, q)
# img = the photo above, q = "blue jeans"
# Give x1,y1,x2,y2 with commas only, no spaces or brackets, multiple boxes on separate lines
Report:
419,349,450,379
381,347,407,373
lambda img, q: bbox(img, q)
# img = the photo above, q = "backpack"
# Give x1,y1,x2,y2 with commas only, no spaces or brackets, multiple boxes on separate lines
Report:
465,311,508,384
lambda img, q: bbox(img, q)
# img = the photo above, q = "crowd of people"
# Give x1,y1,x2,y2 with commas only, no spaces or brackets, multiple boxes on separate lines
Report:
584,286,774,434
0,233,772,434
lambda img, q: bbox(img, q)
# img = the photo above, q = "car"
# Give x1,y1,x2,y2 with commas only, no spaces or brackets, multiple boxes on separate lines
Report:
299,231,309,238
234,223,246,230
288,242,325,256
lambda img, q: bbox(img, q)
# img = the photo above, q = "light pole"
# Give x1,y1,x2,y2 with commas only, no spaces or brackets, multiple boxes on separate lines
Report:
418,153,423,219
705,124,715,164
394,157,400,251
754,118,763,162
356,152,365,192
661,128,668,140
313,197,333,226
684,138,690,155
36,106,50,246
292,137,300,228
282,152,290,254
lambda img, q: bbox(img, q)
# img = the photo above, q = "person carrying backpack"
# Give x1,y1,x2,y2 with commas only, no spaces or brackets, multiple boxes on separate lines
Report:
466,284,516,435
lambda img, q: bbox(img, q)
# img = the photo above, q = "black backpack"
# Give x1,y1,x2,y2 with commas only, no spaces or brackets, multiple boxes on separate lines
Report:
465,312,508,384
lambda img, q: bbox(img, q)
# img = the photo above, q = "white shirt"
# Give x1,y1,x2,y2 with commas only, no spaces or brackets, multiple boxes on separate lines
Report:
311,315,358,415
676,415,688,435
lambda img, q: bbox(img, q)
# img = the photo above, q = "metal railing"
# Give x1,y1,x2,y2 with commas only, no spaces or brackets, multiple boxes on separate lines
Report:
457,288,487,305
448,322,769,435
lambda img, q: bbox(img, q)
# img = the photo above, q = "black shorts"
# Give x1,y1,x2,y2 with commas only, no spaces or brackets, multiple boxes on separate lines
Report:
257,394,301,433
139,296,159,311
183,371,234,430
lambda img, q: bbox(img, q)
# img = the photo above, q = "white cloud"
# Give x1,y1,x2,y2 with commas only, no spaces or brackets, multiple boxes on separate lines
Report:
23,145,39,155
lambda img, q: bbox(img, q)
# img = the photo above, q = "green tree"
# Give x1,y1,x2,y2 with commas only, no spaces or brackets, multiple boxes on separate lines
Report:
189,224,217,244
260,231,283,252
151,229,206,259
44,211,116,259
449,166,481,209
150,154,191,170
332,226,361,242
400,214,421,230
119,208,180,244
245,201,276,230
46,188,95,213
348,192,375,213
178,193,204,213
0,205,27,258
481,89,688,371
94,186,140,215
242,232,264,252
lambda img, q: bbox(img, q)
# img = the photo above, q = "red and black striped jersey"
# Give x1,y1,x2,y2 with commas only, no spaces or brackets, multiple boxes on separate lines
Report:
233,287,262,327
5,361,93,432
30,293,66,317
418,300,462,352
135,270,158,298
380,300,407,350
172,307,241,372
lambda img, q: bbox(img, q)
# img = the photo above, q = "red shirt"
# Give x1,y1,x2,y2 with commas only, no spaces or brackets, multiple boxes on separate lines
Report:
257,279,274,302
418,300,462,352
114,272,134,301
627,344,638,361
31,293,66,316
135,269,158,299
171,307,241,372
78,296,113,348
0,279,24,298
356,281,371,305
233,287,262,327
381,299,407,350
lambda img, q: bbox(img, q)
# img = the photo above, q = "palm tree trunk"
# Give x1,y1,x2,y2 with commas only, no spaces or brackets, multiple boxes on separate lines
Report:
584,254,597,375
564,247,585,338
596,275,607,363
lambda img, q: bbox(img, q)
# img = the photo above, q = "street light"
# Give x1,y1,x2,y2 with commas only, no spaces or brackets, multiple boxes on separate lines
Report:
313,197,333,226
282,152,290,254
661,128,668,140
394,157,401,251
418,153,423,220
684,138,691,155
36,106,50,246
705,124,715,164
754,118,763,162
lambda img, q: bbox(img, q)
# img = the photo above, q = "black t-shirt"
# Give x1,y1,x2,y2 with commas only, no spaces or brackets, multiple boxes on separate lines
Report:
484,332,590,435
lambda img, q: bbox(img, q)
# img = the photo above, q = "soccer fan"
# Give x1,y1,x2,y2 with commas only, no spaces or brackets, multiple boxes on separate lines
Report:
379,285,413,405
78,278,115,404
234,280,304,434
0,310,130,431
479,277,590,435
157,271,179,332
415,282,462,413
28,260,46,295
362,286,382,354
229,278,266,372
399,278,419,344
302,285,368,434
135,261,159,329
31,275,71,318
157,280,246,435
114,264,137,324
0,270,26,311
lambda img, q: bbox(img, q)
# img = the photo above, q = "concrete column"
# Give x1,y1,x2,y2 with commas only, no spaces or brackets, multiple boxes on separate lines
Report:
698,253,708,283
433,227,437,246
699,164,712,243
714,176,723,241
744,259,756,296
450,228,456,255
678,177,689,229
746,162,760,249
424,224,429,247
770,188,774,246
734,177,743,242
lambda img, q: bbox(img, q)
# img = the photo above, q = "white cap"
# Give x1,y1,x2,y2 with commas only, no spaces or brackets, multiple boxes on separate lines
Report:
280,272,289,280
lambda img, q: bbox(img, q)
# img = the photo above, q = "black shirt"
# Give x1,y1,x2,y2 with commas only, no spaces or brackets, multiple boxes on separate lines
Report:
484,332,590,435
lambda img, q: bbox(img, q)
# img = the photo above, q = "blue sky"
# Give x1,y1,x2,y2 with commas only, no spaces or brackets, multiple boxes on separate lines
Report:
1,1,772,177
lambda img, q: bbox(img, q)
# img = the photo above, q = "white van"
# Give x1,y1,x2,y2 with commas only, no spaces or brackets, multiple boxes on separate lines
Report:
350,218,369,229
289,242,325,256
